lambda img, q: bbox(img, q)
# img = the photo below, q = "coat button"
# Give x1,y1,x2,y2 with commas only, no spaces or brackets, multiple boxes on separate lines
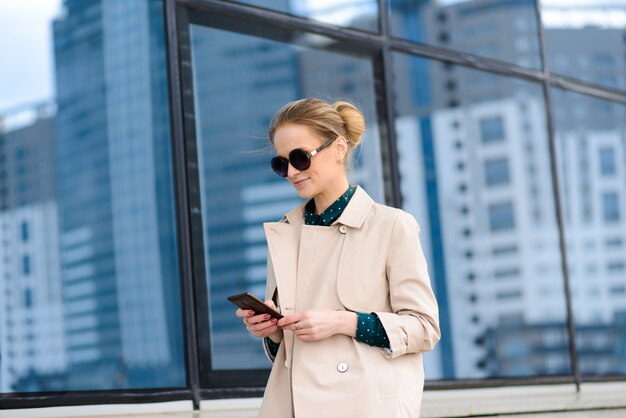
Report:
284,360,289,368
338,225,347,234
337,362,348,373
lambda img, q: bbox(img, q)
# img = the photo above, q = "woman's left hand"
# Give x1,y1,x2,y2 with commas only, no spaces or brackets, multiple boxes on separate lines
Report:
278,310,357,342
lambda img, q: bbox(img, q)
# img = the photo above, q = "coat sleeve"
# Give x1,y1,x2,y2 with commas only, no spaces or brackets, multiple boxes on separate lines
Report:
374,210,441,360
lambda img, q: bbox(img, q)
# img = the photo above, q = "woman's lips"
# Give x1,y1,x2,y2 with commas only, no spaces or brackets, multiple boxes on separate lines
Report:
293,179,308,187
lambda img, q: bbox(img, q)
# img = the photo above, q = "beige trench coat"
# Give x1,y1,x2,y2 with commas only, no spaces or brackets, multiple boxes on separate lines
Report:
258,185,440,418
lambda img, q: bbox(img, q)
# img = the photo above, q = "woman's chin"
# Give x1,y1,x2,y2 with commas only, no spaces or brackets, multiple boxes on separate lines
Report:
294,184,314,199
295,189,312,199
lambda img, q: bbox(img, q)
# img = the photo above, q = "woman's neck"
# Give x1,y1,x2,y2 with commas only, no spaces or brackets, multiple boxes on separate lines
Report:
313,178,351,215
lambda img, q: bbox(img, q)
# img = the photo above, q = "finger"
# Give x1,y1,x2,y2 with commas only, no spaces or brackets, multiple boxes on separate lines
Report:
247,313,273,325
277,313,304,327
252,323,278,336
235,309,254,318
295,330,316,341
252,325,279,338
294,326,311,335
285,319,307,332
249,318,278,333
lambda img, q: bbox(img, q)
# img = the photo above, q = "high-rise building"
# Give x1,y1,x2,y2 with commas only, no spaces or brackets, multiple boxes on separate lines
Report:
52,0,183,388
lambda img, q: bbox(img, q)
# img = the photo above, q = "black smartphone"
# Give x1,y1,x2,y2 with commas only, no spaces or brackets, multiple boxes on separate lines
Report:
227,292,283,319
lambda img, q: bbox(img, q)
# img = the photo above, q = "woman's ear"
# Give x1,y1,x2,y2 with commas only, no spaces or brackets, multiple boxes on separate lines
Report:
335,135,348,161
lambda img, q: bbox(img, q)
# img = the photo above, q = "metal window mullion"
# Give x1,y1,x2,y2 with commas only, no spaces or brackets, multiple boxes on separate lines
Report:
378,0,403,208
180,0,383,49
163,0,202,409
549,75,626,105
534,0,581,392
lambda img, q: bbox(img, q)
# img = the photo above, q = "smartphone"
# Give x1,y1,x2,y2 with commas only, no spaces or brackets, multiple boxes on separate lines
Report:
227,292,283,319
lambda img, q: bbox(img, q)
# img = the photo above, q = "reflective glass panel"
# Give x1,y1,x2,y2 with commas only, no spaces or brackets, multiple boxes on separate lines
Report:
392,53,570,379
389,0,542,69
552,88,626,376
542,1,626,90
0,0,186,391
189,24,384,370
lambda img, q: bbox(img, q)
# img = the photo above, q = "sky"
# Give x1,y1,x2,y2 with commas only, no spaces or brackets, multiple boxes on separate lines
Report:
0,0,61,114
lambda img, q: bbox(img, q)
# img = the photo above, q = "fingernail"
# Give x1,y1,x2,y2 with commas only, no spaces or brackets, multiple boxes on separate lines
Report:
271,319,277,323
247,311,254,316
264,314,271,320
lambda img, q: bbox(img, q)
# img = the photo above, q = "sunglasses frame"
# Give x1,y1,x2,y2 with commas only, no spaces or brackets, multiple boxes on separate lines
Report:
271,135,338,177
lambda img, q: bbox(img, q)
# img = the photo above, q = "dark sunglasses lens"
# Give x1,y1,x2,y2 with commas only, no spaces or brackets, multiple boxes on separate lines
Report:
271,156,288,177
290,149,311,171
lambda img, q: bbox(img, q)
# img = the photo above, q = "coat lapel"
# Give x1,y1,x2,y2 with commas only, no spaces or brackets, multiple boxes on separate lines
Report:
331,185,374,228
263,221,300,312
263,184,375,309
263,219,301,369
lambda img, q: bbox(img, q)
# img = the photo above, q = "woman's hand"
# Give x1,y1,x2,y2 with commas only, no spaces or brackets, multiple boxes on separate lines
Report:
235,300,283,343
278,310,357,342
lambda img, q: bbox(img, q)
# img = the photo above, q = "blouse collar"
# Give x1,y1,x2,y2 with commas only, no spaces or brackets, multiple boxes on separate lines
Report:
304,184,356,226
282,184,374,229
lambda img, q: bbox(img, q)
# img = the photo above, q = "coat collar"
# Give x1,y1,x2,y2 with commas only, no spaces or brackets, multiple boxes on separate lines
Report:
282,184,374,229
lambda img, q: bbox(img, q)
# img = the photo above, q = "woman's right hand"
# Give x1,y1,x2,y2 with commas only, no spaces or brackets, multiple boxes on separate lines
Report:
235,300,283,343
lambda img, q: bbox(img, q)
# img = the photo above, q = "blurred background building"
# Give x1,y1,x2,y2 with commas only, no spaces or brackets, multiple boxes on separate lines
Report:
0,0,625,413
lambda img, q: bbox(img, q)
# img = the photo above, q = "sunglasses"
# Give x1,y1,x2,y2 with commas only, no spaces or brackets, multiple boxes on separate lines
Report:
271,136,338,177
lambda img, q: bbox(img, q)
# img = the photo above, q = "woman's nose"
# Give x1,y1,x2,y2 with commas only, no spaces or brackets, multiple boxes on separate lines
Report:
287,161,301,178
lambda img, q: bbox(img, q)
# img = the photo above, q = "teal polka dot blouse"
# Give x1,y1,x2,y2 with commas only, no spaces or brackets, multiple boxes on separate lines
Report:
265,184,390,356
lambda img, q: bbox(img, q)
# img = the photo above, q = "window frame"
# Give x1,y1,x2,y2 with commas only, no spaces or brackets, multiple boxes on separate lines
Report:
3,0,626,411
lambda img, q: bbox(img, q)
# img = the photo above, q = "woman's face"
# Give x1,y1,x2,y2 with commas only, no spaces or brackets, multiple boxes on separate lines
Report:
273,124,345,198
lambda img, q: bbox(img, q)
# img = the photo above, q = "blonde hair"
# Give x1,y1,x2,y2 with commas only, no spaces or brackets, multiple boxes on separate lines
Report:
268,98,365,167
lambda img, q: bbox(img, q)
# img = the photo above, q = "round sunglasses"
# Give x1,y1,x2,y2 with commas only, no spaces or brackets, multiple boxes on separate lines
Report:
270,136,338,177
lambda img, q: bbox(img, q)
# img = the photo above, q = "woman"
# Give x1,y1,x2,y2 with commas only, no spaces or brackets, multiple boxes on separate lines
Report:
235,98,440,417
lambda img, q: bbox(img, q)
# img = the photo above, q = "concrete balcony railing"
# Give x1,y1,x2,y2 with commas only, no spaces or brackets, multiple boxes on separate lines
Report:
3,381,626,418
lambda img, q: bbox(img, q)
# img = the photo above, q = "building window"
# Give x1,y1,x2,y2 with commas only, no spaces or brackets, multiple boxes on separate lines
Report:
607,261,625,272
24,288,32,308
614,311,626,323
15,147,26,160
594,53,615,67
496,290,522,300
479,116,505,143
22,255,31,276
494,267,521,279
484,157,510,186
605,238,623,248
610,285,626,295
488,202,515,231
21,221,29,242
602,192,620,223
492,245,518,255
599,147,616,176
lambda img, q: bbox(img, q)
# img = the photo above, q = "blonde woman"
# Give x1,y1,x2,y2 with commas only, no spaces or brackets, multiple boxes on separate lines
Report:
235,98,440,417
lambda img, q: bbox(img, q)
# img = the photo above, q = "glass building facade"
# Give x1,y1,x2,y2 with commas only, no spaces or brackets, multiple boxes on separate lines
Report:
0,0,625,410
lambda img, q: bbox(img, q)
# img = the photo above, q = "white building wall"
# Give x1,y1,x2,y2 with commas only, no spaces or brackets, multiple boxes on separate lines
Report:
432,96,563,377
0,201,65,391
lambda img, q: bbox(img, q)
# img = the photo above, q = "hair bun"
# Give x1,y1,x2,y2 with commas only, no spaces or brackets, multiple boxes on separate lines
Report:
332,101,365,148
